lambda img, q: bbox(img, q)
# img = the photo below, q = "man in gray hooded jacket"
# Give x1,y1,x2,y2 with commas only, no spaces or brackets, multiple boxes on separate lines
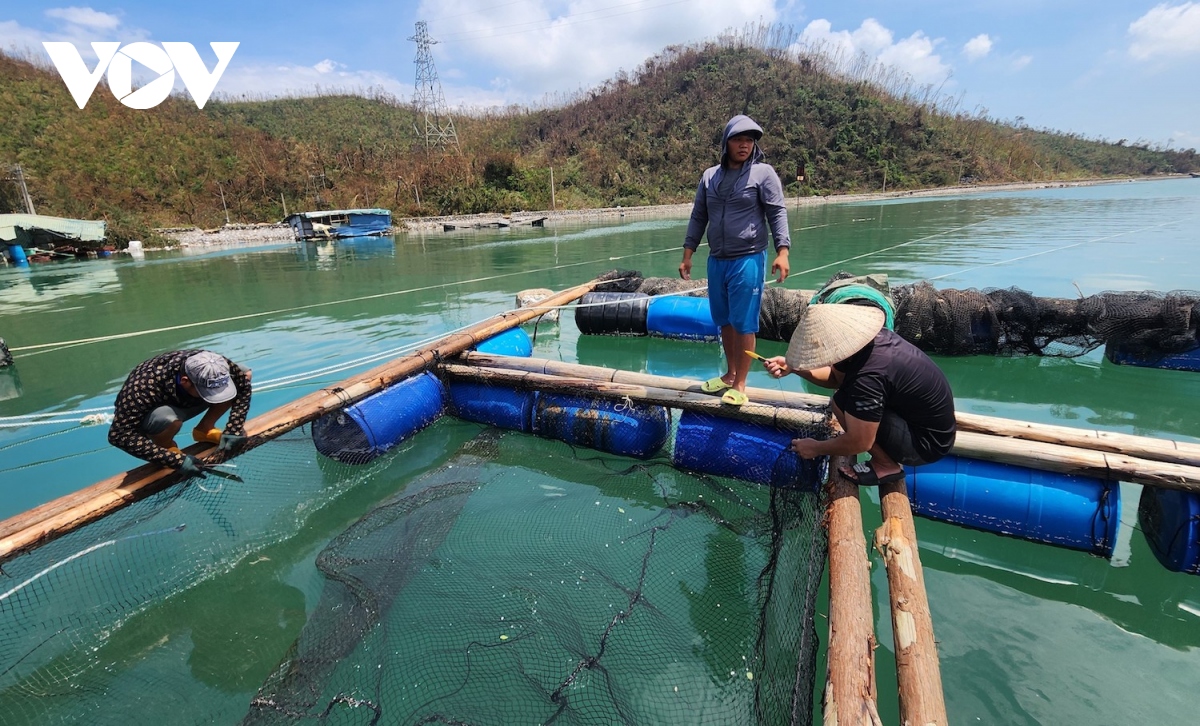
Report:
680,114,791,405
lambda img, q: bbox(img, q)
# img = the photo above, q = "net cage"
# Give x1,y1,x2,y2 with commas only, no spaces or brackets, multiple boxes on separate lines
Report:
0,365,831,725
594,269,1200,358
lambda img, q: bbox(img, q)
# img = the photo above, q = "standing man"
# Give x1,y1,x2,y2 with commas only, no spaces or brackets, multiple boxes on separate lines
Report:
680,114,791,406
108,349,252,477
762,304,956,484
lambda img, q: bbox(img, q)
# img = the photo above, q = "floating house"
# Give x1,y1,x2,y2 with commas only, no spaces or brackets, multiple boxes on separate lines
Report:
285,208,391,240
0,213,106,265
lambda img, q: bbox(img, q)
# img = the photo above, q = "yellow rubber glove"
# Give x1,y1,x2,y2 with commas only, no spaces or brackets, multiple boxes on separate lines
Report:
192,427,223,445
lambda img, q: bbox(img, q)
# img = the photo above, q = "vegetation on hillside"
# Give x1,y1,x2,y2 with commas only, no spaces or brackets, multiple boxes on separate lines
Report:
1,28,1195,246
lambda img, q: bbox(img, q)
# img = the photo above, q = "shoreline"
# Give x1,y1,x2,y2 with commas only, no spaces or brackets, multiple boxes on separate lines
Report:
155,176,1177,247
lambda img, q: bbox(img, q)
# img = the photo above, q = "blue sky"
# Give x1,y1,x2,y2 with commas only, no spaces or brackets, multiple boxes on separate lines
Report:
3,2,1198,148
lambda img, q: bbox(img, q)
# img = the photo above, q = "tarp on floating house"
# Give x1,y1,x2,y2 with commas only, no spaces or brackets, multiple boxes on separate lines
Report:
0,214,107,248
285,208,392,240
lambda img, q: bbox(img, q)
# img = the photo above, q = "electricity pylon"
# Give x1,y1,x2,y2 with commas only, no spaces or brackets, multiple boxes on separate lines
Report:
409,21,458,149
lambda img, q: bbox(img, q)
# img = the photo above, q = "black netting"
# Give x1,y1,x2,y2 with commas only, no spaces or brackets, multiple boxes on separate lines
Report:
894,284,1200,357
243,428,826,725
589,269,1200,356
1,382,830,725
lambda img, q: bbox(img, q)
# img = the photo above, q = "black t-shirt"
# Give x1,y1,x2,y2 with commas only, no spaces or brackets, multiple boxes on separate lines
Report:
832,329,957,461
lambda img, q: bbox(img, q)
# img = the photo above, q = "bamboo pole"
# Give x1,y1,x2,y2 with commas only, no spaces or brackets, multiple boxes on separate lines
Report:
874,478,947,726
438,364,826,430
824,455,883,726
462,353,1200,468
950,430,1200,491
459,354,1200,490
0,280,602,564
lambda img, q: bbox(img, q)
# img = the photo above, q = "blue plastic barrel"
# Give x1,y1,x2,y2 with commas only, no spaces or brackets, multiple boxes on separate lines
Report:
673,410,826,490
7,244,28,266
1105,342,1200,373
312,372,446,464
905,455,1121,556
474,328,533,357
646,296,720,341
1138,486,1200,575
446,380,535,432
532,392,670,459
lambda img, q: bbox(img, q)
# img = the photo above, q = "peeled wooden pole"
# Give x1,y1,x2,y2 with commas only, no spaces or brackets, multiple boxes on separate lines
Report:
874,478,948,726
438,363,826,430
824,455,884,726
0,279,601,564
463,352,1200,468
460,354,1200,491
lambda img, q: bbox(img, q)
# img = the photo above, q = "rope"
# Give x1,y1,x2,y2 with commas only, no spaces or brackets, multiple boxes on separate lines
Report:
924,216,1192,283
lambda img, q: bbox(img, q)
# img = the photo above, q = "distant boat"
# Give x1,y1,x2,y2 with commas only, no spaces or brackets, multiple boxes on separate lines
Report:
285,209,391,240
1190,172,1200,178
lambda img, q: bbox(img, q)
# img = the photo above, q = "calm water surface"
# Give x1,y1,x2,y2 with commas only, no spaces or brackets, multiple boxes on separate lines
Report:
1,178,1198,724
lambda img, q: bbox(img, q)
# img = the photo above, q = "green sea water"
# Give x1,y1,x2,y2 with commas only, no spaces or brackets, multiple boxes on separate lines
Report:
1,178,1199,724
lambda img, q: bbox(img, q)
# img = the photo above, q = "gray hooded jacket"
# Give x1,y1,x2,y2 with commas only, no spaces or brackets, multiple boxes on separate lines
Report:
683,115,791,259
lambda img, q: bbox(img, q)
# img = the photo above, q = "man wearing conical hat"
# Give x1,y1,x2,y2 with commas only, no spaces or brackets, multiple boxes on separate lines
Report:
763,303,956,485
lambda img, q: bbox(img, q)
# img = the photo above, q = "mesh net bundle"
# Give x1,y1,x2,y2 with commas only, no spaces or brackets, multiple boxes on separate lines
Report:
601,268,1200,358
892,283,1200,357
0,388,829,725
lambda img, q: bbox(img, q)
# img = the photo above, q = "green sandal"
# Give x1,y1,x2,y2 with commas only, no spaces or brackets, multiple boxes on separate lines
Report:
720,389,749,406
700,377,732,394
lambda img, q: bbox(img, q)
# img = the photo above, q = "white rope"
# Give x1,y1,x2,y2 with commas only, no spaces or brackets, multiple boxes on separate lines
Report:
924,217,1191,282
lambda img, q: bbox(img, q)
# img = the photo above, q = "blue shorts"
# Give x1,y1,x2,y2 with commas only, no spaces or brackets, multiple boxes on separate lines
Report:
707,251,766,334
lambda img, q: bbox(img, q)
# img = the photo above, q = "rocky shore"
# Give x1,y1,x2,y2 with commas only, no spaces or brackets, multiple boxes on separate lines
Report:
153,177,1155,247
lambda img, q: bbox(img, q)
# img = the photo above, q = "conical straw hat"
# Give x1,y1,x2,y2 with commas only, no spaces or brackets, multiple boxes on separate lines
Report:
785,304,886,371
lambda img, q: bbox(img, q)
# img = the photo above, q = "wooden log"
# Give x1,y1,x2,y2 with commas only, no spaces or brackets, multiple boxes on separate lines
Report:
875,478,948,726
951,430,1200,491
462,353,1200,468
437,364,827,431
823,455,883,726
459,354,1200,490
0,280,603,564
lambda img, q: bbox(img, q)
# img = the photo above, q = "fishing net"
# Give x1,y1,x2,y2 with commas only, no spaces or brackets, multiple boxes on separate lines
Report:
0,374,831,725
590,268,1200,358
893,283,1200,357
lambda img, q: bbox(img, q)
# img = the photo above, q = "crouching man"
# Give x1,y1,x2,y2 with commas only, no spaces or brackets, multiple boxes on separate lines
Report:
763,304,956,484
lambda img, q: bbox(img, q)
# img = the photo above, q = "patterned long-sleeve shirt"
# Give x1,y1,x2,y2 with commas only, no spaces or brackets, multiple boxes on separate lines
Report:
108,349,252,468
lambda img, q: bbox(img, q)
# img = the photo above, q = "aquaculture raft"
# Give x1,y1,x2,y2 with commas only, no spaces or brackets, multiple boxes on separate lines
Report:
3,276,1200,725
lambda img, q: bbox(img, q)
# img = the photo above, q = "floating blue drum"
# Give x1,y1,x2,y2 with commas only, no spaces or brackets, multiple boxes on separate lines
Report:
1105,342,1200,373
446,380,535,432
1138,486,1200,575
474,327,533,357
905,455,1121,556
574,292,650,336
6,244,28,266
673,410,826,491
312,372,446,464
646,296,720,341
533,393,670,459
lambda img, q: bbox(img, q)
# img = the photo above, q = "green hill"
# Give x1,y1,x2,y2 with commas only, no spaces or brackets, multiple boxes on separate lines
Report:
1,37,1195,245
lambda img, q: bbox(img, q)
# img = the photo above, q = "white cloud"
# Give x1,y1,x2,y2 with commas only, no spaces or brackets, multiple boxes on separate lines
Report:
0,13,149,58
44,6,121,30
1011,54,1032,70
214,61,408,100
797,18,952,86
417,0,778,106
1128,2,1200,60
963,33,992,61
